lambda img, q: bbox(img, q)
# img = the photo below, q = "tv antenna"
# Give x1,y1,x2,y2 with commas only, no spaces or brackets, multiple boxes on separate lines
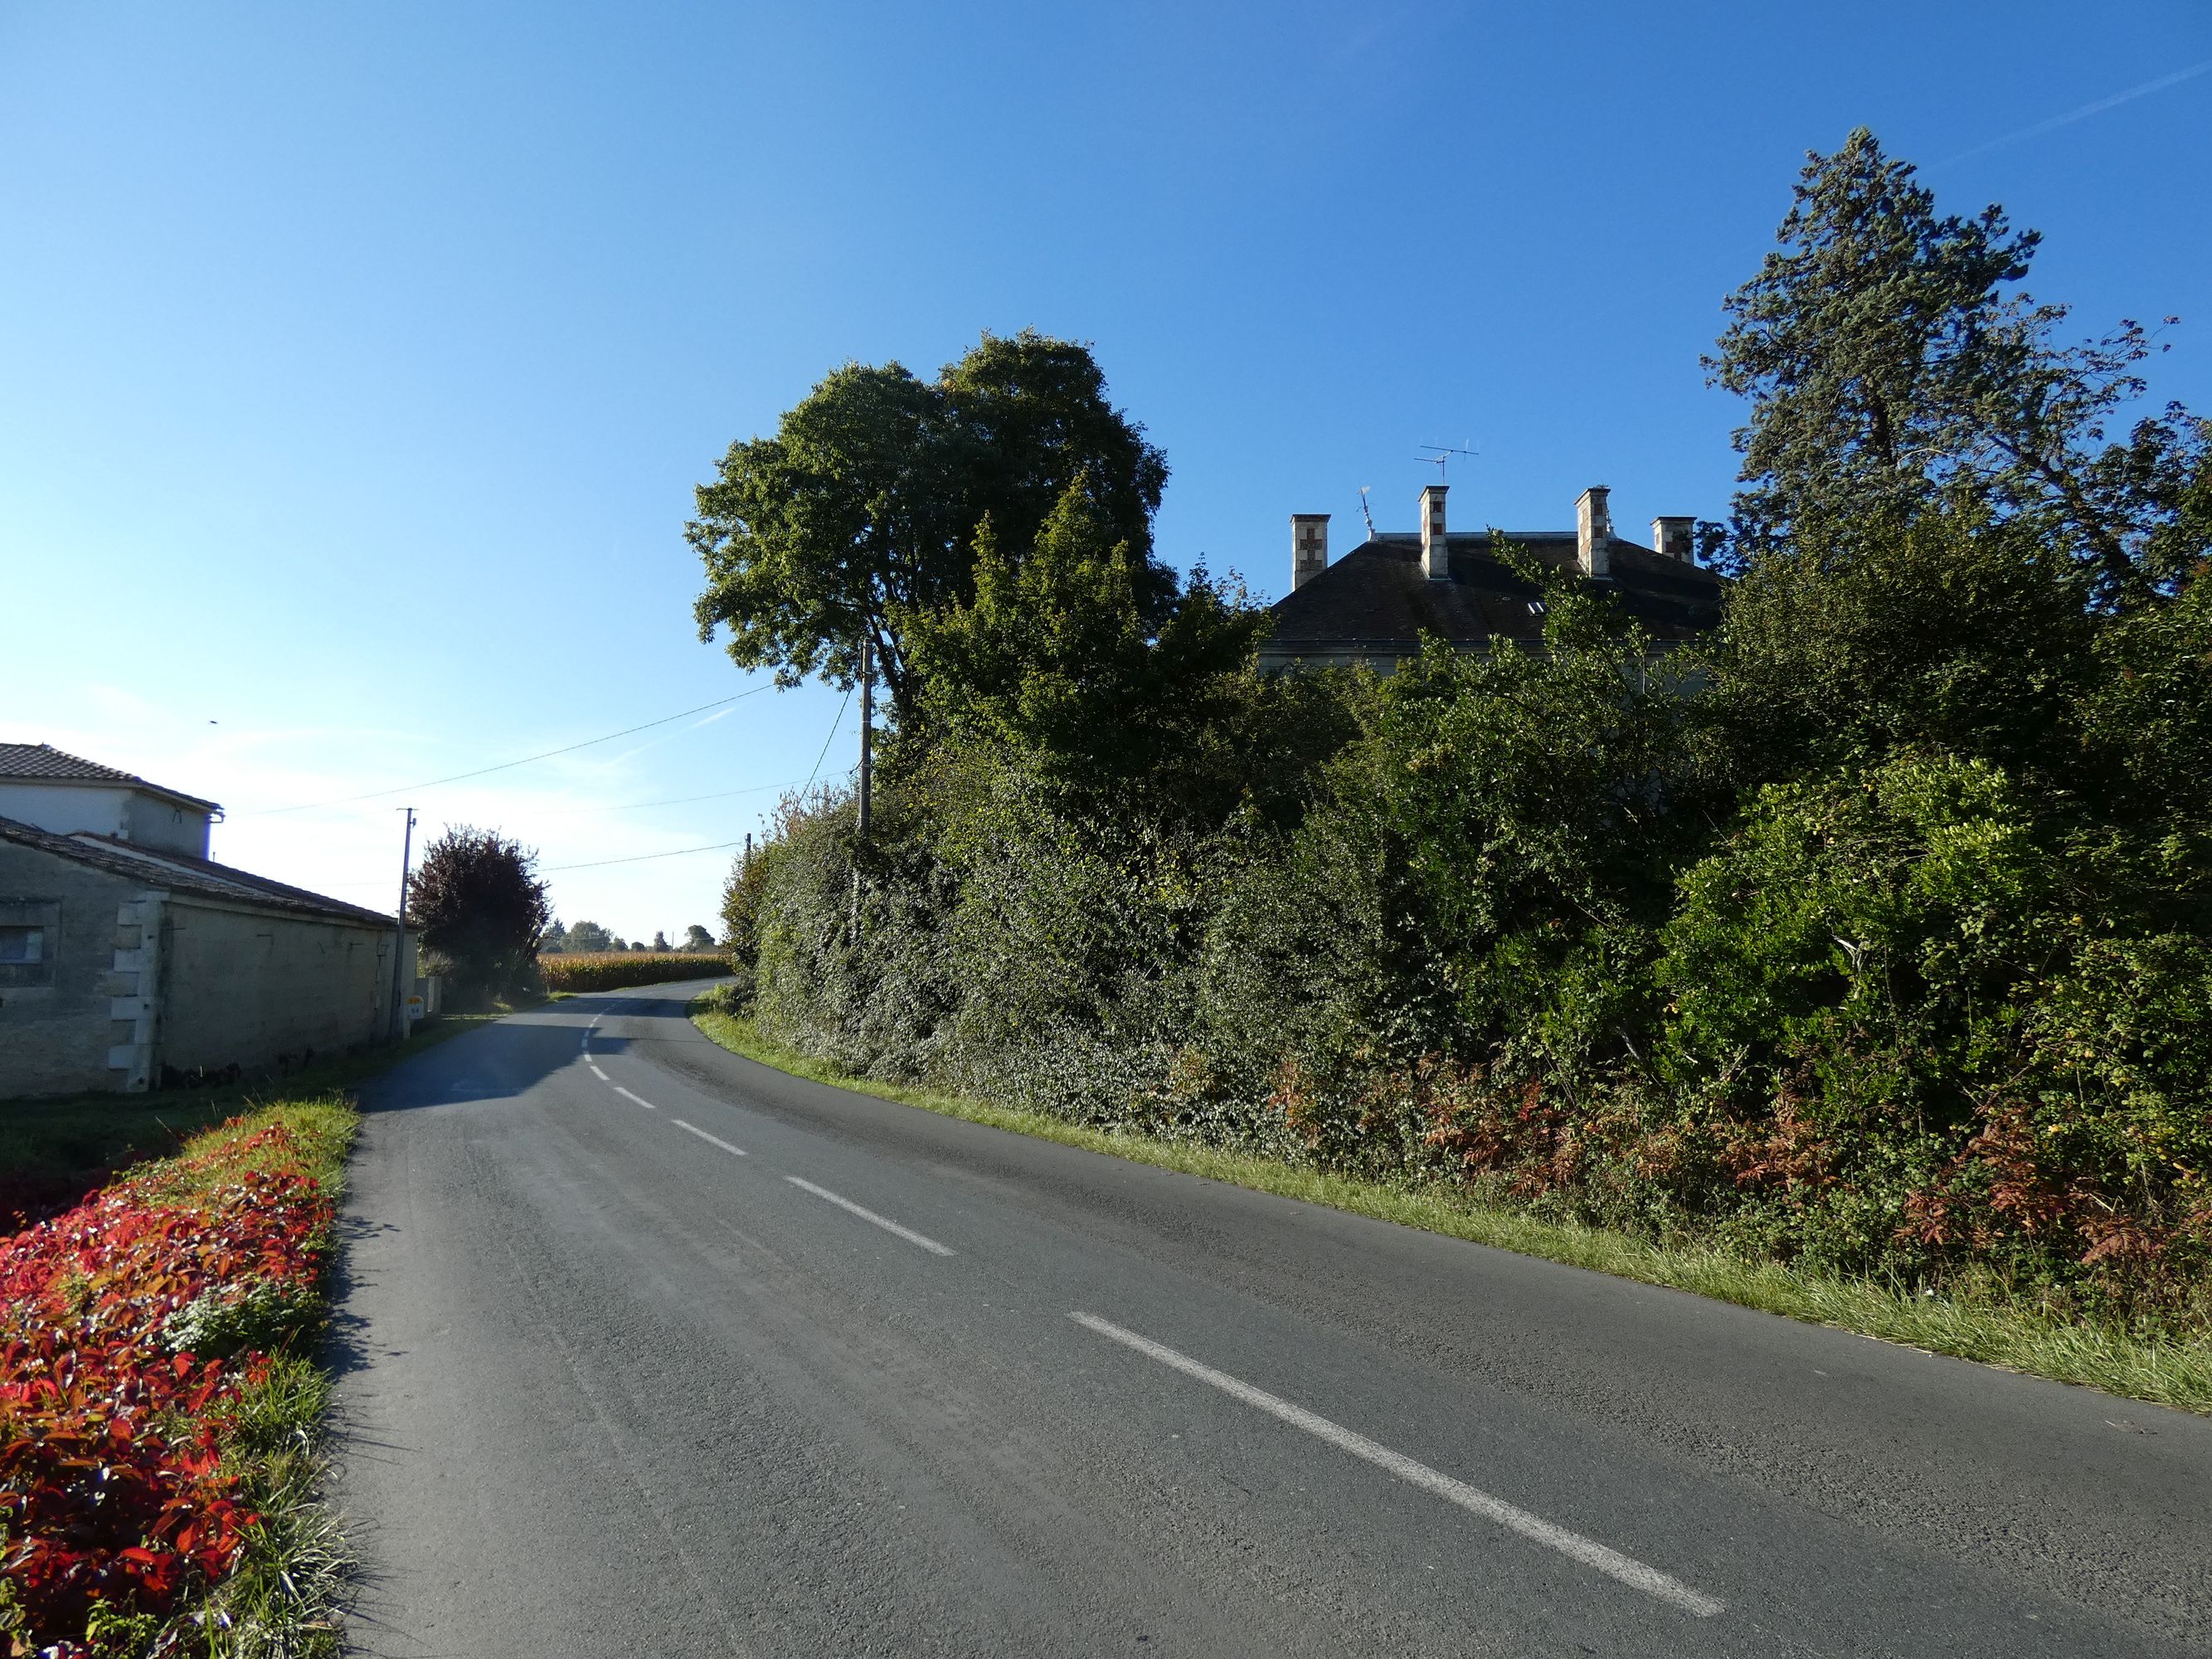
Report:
1417,441,1478,482
1359,486,1377,540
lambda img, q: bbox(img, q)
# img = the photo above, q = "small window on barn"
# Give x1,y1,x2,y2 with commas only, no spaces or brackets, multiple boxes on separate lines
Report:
0,902,61,989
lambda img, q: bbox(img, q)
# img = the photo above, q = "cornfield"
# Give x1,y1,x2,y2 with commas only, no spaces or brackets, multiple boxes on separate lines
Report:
538,952,730,993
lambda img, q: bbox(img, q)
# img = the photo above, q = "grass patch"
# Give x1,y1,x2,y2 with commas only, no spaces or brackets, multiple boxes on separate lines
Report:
158,1098,360,1658
693,1004,2212,1417
196,1352,349,1657
175,1097,359,1659
0,1014,497,1218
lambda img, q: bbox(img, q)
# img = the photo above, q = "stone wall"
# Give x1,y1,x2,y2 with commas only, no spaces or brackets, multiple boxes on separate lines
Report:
0,839,152,1097
0,836,406,1099
158,901,399,1078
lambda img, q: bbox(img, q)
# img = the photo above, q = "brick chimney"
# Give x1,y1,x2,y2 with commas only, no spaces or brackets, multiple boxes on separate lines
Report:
1291,514,1330,589
1651,516,1694,562
1576,486,1612,579
1419,484,1450,581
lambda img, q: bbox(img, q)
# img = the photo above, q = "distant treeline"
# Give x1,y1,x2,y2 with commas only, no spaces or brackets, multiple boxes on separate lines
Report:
705,133,2211,1329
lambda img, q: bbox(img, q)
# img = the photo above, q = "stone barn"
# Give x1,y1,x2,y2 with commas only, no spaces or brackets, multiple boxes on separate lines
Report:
0,744,411,1098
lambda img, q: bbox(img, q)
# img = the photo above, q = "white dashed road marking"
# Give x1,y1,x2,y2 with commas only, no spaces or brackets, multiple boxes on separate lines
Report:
784,1176,955,1257
1068,1312,1724,1619
615,1086,657,1111
589,1064,609,1080
671,1119,748,1157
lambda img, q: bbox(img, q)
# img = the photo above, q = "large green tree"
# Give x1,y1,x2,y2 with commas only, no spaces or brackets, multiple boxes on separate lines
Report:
901,477,1266,807
1708,128,2209,605
689,331,1169,727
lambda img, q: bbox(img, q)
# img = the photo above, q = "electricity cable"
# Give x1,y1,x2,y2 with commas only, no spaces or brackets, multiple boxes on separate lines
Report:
800,685,853,799
532,778,805,816
237,686,773,815
543,839,752,873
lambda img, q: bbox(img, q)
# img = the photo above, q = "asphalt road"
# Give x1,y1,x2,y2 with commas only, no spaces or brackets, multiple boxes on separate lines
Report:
331,982,2212,1657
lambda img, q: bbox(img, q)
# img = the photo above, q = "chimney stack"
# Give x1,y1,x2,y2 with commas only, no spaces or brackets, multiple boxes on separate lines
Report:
1291,514,1330,589
1576,486,1612,579
1419,483,1450,581
1651,516,1694,563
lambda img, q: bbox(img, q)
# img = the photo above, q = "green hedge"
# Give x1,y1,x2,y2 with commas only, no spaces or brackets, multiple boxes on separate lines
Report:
727,524,2212,1333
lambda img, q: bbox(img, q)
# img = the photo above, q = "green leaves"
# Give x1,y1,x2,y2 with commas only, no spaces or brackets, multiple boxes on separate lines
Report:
1708,128,2208,606
688,333,1169,727
900,476,1268,810
409,826,552,998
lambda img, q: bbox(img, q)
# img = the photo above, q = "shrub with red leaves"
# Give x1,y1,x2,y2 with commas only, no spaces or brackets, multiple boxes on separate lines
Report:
0,1121,333,1656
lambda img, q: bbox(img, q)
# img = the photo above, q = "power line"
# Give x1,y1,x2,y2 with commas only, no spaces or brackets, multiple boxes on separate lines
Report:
532,777,806,816
802,685,853,797
544,839,751,872
236,686,773,815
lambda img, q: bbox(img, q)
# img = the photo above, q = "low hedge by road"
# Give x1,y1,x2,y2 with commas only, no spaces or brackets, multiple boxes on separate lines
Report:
1,1101,357,1657
537,951,729,994
692,995,2212,1418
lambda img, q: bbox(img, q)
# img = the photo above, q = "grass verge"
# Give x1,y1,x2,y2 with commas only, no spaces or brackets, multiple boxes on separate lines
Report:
187,1097,359,1659
693,1004,2212,1417
0,1014,498,1228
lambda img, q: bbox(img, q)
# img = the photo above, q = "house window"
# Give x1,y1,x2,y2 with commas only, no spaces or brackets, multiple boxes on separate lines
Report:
0,901,61,989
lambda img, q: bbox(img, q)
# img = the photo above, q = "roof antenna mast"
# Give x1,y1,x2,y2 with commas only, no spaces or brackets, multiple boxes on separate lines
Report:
1359,485,1378,541
1416,440,1479,483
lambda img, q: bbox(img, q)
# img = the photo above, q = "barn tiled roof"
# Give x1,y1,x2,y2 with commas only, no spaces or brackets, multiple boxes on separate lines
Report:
0,815,394,928
1264,533,1726,657
0,743,221,814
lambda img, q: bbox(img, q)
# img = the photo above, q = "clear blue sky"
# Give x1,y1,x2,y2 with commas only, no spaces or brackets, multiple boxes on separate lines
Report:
5,2,2207,940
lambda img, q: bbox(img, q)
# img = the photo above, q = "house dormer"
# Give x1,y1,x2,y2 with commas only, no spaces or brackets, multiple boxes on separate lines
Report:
0,744,221,859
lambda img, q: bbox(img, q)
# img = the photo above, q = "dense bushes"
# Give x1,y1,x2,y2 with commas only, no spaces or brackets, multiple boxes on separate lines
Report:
727,512,2212,1328
537,951,730,994
712,134,2210,1330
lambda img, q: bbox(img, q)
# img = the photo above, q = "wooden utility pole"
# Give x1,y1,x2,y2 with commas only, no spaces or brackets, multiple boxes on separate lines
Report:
390,806,416,1040
856,635,874,838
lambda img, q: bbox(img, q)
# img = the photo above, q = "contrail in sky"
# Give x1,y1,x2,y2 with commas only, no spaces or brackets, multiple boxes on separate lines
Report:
1943,58,2212,165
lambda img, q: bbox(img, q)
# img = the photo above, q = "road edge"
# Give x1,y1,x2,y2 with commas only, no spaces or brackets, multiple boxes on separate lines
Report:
688,1000,2212,1418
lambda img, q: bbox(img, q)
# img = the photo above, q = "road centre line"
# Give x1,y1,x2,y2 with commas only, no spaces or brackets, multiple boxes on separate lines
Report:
615,1086,657,1110
670,1119,748,1157
783,1176,955,1257
1067,1312,1724,1619
589,1064,609,1079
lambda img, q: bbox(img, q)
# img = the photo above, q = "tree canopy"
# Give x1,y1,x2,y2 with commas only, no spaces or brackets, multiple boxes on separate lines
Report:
715,131,2212,1331
410,826,552,995
689,331,1169,727
901,476,1267,805
1708,127,2210,605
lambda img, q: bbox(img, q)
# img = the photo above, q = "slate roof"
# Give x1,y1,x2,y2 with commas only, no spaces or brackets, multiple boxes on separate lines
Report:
0,815,394,928
1265,533,1726,656
0,743,221,815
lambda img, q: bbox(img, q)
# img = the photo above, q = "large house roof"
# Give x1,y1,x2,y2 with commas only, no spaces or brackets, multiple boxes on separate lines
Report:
1266,533,1726,655
0,815,394,928
0,743,221,815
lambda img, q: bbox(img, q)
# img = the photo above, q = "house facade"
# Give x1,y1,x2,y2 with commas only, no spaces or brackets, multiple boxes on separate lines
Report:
0,745,413,1098
1262,484,1725,673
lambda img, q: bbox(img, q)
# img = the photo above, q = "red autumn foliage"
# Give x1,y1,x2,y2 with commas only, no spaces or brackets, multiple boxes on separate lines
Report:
0,1121,333,1656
